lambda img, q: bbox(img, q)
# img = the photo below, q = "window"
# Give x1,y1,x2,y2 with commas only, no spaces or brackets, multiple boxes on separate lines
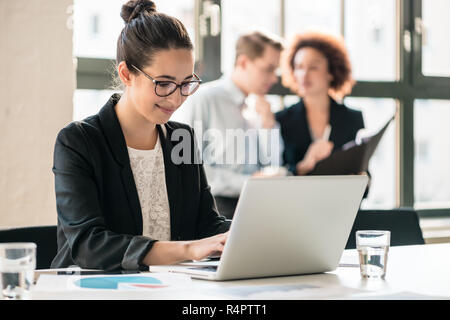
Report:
74,0,195,59
73,0,196,119
344,97,397,209
284,0,341,40
73,89,118,121
414,99,450,208
73,0,123,59
422,0,450,77
344,0,397,81
221,0,281,74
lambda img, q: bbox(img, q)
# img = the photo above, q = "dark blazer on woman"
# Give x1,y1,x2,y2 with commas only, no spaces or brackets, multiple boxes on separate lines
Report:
51,93,230,271
275,97,365,175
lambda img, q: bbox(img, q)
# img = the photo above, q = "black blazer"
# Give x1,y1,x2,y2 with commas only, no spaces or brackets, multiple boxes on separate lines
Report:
275,97,365,175
51,94,230,271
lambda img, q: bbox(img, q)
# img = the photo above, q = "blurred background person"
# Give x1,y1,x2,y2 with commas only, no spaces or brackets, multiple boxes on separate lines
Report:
175,31,284,219
267,31,366,177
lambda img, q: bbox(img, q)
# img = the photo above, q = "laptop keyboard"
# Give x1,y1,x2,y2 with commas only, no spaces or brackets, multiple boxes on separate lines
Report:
188,266,218,272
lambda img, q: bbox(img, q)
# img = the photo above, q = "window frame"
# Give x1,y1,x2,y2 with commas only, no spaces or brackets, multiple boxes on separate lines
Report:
412,0,450,88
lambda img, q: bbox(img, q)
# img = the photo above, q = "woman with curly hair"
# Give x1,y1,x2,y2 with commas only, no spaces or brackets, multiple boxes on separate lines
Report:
261,31,366,176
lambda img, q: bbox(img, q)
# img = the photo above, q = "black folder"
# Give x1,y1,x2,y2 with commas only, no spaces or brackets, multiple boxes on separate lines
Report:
308,115,394,175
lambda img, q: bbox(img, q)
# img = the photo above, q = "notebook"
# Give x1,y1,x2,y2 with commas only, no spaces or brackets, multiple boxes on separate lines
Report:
308,115,394,175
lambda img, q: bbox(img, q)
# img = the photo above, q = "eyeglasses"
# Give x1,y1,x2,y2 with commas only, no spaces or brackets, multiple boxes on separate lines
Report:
131,64,202,97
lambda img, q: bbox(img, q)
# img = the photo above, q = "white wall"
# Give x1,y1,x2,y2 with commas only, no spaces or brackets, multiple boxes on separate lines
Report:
0,0,74,227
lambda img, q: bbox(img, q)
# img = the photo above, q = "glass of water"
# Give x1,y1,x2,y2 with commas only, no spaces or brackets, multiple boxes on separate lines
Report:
0,243,36,299
356,231,390,280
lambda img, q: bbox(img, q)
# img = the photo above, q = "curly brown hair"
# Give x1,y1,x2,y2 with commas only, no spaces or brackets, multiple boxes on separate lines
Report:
281,31,355,99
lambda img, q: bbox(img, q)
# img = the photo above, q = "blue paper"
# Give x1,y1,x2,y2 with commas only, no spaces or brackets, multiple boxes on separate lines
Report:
74,276,163,289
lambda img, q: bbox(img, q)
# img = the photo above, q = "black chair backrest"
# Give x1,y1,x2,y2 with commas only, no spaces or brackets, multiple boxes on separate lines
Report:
345,208,425,249
0,225,57,269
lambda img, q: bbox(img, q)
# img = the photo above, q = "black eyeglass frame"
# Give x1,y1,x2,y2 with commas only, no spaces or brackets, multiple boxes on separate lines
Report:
131,64,202,97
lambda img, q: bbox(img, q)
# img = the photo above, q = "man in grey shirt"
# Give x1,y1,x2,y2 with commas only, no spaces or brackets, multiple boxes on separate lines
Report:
174,31,284,218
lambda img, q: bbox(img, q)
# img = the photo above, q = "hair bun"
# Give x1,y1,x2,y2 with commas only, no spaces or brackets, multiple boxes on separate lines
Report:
121,0,157,24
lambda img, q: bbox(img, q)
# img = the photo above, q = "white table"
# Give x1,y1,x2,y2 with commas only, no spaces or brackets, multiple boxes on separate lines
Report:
31,243,450,300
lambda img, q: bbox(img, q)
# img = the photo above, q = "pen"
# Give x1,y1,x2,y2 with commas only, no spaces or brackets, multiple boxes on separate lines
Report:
322,124,332,141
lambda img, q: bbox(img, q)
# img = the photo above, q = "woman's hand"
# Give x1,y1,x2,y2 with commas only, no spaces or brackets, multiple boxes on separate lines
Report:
143,232,229,266
296,140,334,175
185,232,229,261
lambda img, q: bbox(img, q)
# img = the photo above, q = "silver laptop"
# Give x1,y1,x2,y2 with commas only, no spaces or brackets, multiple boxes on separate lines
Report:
150,175,368,281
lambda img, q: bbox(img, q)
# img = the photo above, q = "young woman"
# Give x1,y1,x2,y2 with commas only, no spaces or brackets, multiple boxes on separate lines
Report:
51,0,230,271
263,32,366,176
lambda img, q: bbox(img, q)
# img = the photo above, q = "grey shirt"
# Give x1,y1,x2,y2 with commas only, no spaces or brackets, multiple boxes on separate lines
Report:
173,76,282,197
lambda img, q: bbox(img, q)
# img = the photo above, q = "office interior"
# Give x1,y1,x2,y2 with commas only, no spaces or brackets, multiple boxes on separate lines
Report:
1,0,449,247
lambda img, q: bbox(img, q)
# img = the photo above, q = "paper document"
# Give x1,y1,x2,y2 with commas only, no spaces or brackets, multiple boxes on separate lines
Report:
352,291,450,300
204,283,365,300
35,272,191,291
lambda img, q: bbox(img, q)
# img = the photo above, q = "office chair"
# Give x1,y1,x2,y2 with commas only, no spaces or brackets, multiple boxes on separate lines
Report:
345,208,425,249
0,225,57,269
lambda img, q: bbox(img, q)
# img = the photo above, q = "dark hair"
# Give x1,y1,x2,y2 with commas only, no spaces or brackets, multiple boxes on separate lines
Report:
117,0,193,73
235,31,283,65
281,31,354,98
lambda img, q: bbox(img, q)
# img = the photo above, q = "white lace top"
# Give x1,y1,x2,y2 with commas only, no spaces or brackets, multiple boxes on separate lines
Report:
127,136,171,241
